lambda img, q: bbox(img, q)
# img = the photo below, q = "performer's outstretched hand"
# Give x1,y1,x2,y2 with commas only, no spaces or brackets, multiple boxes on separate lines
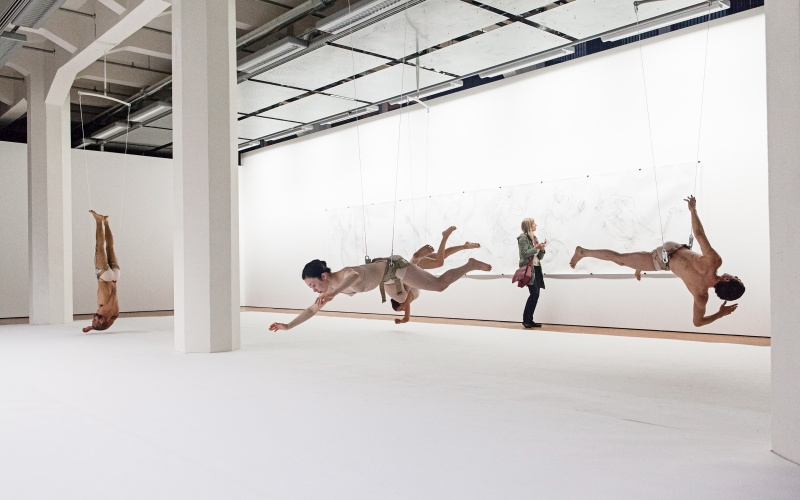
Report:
684,195,697,211
718,301,738,318
269,322,288,331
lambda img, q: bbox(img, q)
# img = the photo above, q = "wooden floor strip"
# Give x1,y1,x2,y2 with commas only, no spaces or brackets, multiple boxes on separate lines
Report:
1,308,769,347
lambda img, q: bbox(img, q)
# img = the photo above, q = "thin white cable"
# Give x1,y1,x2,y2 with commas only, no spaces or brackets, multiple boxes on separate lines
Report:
693,2,712,197
634,5,666,256
407,85,415,250
391,18,410,256
345,0,369,261
118,104,131,245
79,94,93,210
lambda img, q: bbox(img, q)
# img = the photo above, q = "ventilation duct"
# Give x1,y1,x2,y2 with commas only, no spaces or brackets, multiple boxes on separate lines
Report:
4,0,67,29
0,0,27,30
0,35,22,64
0,0,67,65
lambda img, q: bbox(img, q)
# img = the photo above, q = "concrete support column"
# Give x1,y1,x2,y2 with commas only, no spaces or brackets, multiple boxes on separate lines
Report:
172,0,240,353
26,53,72,325
765,1,800,465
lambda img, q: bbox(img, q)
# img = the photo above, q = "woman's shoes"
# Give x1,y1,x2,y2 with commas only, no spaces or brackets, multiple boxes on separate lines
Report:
522,322,542,328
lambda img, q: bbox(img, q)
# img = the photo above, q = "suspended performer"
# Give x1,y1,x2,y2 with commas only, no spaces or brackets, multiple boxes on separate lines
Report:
268,255,492,331
82,210,120,332
390,226,482,324
568,195,744,326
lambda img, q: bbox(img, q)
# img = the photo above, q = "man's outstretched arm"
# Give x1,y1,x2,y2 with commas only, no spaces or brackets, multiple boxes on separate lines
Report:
692,293,738,326
686,196,721,264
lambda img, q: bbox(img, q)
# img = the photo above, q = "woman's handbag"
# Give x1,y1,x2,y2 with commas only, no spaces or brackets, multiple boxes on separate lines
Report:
512,258,534,288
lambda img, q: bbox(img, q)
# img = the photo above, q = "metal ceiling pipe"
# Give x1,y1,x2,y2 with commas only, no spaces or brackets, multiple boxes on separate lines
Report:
81,0,337,126
236,0,337,49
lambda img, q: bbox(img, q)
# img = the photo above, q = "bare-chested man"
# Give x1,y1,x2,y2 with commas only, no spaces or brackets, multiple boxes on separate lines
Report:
82,210,120,332
391,225,481,324
568,196,744,327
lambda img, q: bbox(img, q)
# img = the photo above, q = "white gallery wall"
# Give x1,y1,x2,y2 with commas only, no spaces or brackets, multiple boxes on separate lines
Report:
240,9,768,336
0,142,173,317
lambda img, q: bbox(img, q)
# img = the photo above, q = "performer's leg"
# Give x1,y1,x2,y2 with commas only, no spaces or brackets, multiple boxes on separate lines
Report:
400,259,491,292
569,246,656,271
104,216,118,269
90,210,108,271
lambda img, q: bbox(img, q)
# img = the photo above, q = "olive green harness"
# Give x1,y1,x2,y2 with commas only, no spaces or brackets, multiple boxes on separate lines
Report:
371,256,410,303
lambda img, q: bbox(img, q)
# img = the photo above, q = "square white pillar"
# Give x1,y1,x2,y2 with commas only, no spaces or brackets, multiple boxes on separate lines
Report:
766,0,800,465
172,0,240,353
26,54,72,325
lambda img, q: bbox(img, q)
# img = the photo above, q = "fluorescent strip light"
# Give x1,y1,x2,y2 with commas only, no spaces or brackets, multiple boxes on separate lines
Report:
321,105,379,126
0,31,26,42
600,0,730,42
237,36,307,74
388,80,463,105
91,121,129,140
316,0,412,34
129,101,171,122
478,47,574,79
267,125,313,141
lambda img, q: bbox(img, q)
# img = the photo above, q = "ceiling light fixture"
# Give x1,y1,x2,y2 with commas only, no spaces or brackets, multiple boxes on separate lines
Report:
478,47,575,79
266,125,314,142
128,101,171,122
388,80,463,105
316,0,413,34
91,121,129,140
237,36,307,74
321,105,379,126
0,31,26,42
600,0,730,42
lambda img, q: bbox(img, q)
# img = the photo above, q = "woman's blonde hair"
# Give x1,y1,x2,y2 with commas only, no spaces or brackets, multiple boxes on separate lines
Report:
521,218,536,234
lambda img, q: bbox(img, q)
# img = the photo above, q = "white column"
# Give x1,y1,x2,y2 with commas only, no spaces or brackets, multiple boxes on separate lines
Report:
766,1,800,465
26,53,72,325
172,0,240,353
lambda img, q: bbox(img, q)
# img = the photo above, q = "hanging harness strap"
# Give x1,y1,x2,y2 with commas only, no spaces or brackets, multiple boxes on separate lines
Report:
372,256,410,303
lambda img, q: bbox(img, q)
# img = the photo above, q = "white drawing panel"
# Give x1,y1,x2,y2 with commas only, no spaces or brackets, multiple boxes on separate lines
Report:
327,162,698,275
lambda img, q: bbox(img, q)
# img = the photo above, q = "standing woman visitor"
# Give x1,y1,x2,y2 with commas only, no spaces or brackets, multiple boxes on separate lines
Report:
517,218,546,328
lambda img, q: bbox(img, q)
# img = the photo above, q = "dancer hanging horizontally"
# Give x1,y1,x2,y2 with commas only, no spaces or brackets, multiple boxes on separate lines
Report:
268,254,491,331
82,210,120,332
390,226,482,324
569,196,744,326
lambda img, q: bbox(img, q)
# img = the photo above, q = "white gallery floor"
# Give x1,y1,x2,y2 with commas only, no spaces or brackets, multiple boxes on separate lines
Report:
1,312,798,500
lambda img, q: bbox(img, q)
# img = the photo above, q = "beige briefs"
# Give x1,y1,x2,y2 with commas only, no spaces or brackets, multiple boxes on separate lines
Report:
651,241,687,271
96,264,120,282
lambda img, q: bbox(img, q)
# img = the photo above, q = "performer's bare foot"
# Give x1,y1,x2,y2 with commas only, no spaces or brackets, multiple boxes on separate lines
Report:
569,246,584,269
464,242,481,249
89,209,107,222
413,244,435,260
635,269,642,281
468,258,492,272
443,226,457,237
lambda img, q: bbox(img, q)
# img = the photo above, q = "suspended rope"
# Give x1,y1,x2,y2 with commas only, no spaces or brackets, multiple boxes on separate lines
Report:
633,0,712,260
78,51,132,243
688,2,713,249
345,0,371,264
390,15,411,257
633,4,667,263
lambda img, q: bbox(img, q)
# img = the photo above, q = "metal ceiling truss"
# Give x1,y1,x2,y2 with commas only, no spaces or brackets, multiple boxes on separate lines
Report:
0,0,746,154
